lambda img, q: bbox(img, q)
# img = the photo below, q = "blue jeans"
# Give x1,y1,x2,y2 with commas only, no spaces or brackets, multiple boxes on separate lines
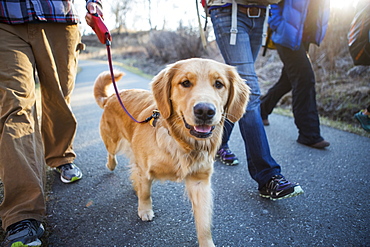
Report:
211,7,281,188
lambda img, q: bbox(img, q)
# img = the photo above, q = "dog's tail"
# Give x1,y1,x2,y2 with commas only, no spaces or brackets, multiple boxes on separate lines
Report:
93,71,125,108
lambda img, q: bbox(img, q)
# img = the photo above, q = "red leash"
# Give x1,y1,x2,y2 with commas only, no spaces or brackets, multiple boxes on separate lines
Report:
88,14,159,125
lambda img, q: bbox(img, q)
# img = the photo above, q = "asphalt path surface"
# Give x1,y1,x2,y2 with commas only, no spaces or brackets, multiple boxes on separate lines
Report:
46,59,370,247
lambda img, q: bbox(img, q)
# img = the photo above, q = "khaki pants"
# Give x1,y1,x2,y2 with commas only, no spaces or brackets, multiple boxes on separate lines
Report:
0,23,81,230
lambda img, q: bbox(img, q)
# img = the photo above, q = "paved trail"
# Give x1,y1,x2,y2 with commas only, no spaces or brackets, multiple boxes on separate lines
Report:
46,59,370,247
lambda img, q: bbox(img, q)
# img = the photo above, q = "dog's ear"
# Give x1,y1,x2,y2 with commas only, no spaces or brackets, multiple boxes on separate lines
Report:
151,65,174,119
225,66,250,122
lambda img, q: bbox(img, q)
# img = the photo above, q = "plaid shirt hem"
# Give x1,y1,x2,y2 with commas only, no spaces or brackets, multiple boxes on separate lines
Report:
0,0,98,24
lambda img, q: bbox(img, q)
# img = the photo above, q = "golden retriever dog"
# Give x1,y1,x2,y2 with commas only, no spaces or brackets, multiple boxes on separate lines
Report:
93,58,250,247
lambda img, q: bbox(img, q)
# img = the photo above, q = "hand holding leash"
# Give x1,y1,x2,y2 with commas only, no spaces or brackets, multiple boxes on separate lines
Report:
85,1,110,44
85,12,111,45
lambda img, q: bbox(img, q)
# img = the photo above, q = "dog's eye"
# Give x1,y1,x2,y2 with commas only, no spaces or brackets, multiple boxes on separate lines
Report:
214,80,224,89
180,80,192,88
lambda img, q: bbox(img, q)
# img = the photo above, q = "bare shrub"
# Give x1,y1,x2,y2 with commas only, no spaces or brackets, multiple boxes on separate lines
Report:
144,25,206,64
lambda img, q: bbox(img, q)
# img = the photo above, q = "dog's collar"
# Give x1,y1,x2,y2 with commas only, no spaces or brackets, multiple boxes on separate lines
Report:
144,110,160,127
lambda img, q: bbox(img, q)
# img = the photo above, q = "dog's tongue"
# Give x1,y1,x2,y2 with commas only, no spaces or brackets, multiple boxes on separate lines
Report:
194,125,212,133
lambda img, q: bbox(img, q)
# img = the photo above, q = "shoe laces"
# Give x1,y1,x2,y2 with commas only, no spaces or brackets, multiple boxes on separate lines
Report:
7,220,36,235
218,148,232,156
59,163,73,171
267,175,290,191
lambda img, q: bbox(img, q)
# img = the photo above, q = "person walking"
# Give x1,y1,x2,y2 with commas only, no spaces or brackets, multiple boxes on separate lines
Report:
0,0,103,246
206,0,304,200
260,0,331,149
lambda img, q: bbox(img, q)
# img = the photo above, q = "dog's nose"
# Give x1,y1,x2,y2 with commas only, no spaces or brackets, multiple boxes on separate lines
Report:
194,103,216,120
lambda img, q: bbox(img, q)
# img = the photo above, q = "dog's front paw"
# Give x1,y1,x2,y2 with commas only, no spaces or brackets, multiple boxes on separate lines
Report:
138,209,154,221
106,154,117,171
106,162,116,171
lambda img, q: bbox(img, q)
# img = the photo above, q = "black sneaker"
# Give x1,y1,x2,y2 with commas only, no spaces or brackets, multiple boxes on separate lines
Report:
216,148,239,166
259,175,304,201
55,163,82,183
2,219,44,247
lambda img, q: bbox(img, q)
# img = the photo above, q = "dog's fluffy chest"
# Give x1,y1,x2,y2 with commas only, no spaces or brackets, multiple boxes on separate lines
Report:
138,125,214,181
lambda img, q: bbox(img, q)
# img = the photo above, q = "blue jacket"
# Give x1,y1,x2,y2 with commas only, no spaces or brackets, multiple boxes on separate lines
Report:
268,0,330,50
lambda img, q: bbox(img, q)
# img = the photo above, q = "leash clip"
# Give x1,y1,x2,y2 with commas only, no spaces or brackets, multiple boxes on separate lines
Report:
146,110,160,127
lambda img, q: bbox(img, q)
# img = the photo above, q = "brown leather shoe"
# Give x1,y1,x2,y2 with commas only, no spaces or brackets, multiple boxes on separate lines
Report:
262,118,270,126
298,140,330,149
310,140,330,149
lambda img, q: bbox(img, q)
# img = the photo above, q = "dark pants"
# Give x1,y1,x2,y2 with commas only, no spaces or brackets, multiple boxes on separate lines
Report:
260,42,324,145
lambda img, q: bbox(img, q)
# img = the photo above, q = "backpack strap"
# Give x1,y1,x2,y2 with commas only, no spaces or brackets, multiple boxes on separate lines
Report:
196,0,208,48
230,0,238,45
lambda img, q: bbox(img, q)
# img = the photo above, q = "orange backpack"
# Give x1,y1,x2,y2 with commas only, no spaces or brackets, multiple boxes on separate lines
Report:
348,2,370,65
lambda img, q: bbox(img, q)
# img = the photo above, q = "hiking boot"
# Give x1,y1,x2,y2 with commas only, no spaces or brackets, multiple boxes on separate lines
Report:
259,175,304,201
216,148,239,166
354,110,370,132
55,163,82,183
2,219,44,247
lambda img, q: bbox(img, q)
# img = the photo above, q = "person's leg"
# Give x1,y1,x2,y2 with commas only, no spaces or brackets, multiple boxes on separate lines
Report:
211,8,281,187
216,119,239,165
0,23,45,230
210,8,238,164
275,43,325,145
30,23,81,168
220,119,234,149
260,68,292,121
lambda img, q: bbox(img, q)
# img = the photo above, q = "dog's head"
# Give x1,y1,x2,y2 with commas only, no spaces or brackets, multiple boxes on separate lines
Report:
151,58,250,139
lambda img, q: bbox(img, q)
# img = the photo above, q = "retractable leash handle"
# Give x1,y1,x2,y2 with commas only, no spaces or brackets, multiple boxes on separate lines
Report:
89,13,111,45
